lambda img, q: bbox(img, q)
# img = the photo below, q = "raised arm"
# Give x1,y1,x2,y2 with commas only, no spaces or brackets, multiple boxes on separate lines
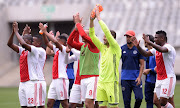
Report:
95,7,118,48
74,29,80,43
22,24,31,36
73,13,97,48
67,29,83,50
64,46,78,64
45,31,57,55
142,34,168,53
76,23,96,47
131,36,153,57
39,23,63,52
89,16,103,51
46,41,54,56
7,25,19,53
42,32,53,50
71,48,80,59
13,22,32,52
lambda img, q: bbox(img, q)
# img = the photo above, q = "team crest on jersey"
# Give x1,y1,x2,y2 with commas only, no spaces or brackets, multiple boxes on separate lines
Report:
133,50,137,54
123,51,126,54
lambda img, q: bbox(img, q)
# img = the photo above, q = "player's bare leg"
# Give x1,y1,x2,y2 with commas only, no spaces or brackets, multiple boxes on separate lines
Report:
47,99,55,108
168,96,175,108
160,97,174,108
69,103,84,108
94,101,99,108
85,99,94,108
153,93,161,108
77,103,84,108
99,106,107,108
60,99,69,108
38,106,45,108
69,103,77,108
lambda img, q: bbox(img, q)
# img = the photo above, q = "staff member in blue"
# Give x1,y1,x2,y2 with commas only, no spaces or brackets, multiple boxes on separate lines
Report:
143,34,156,108
121,30,144,108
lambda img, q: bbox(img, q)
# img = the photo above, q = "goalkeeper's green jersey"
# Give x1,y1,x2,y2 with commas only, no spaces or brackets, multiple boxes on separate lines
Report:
89,20,121,82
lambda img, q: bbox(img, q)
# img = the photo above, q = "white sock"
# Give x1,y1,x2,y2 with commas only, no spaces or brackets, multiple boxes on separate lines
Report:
161,102,174,108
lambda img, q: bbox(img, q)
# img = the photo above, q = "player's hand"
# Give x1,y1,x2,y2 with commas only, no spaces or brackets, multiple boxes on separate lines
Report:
22,24,31,36
90,14,95,21
143,34,151,44
154,66,157,72
66,45,71,53
39,23,47,33
13,22,19,32
95,6,101,20
135,77,141,86
131,36,140,47
49,30,54,36
73,13,83,24
143,69,151,75
55,31,60,38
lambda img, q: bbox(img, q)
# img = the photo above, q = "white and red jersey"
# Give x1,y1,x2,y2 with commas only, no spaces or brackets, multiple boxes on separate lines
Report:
52,45,68,79
150,43,176,80
19,45,39,82
36,47,46,81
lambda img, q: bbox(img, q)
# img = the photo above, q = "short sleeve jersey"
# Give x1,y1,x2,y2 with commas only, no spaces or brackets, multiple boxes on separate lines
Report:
18,45,39,82
36,47,46,81
52,45,68,79
150,44,176,80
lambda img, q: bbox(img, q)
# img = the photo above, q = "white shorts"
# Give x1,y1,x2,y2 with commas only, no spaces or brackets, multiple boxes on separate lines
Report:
81,76,98,101
18,80,38,107
37,81,46,106
48,78,69,100
154,77,176,99
69,84,82,104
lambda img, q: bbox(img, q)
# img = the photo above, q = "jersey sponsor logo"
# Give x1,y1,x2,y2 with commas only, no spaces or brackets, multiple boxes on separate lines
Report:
133,50,137,54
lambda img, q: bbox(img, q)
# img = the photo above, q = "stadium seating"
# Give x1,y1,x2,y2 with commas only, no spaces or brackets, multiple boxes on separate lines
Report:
0,0,180,86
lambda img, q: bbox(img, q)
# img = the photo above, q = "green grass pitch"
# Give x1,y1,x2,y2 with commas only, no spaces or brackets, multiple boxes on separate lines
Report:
0,84,180,108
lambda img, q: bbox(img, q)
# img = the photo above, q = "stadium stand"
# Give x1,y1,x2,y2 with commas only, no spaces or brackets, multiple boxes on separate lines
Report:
0,0,180,86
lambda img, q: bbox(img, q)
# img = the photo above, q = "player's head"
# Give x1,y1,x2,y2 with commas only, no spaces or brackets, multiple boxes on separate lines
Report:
32,35,43,47
23,34,33,45
144,34,154,48
124,30,135,44
57,33,68,46
103,30,116,45
155,30,167,45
